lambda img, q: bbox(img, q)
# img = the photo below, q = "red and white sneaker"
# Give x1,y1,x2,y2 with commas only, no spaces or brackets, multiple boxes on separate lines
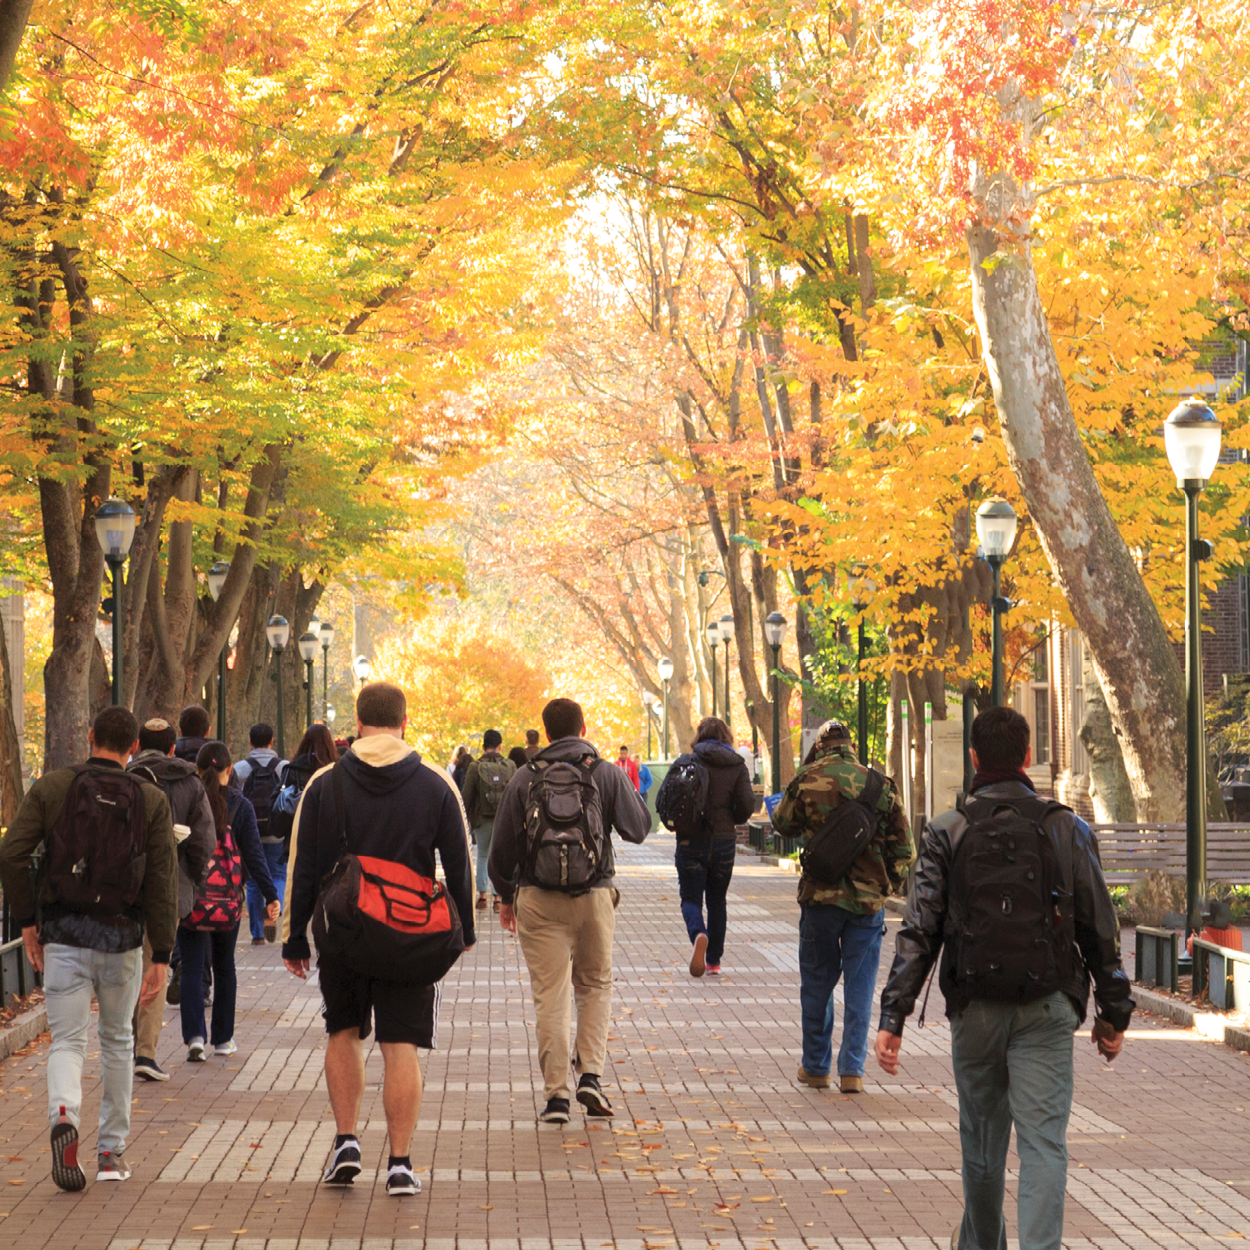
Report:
706,963,721,975
51,1107,85,1192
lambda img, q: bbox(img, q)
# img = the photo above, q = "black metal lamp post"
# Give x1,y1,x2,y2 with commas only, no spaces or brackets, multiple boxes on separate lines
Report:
764,611,787,793
1165,398,1222,940
266,615,290,756
719,614,735,729
658,656,673,760
975,499,1018,707
94,499,137,706
319,620,335,719
705,618,721,717
207,561,230,740
643,690,655,759
847,568,876,765
298,632,319,732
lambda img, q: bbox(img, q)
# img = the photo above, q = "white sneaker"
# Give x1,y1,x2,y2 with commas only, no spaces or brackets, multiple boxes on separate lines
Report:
187,1038,206,1062
215,1039,237,1056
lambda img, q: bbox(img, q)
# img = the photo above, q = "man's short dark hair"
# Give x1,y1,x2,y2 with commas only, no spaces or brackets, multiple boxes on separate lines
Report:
249,722,275,749
179,705,210,738
542,698,584,742
970,706,1031,771
483,728,502,749
357,681,406,729
139,718,177,755
94,707,139,755
525,728,540,746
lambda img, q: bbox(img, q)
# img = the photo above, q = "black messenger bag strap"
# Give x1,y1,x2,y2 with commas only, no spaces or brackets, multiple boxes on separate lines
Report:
330,761,351,854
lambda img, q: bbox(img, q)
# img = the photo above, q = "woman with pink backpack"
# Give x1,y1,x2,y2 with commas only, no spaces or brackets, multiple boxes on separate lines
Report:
177,741,279,1064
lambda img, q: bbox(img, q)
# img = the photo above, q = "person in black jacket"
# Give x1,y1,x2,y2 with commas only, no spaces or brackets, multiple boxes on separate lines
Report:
281,682,475,1198
676,717,754,978
875,706,1134,1250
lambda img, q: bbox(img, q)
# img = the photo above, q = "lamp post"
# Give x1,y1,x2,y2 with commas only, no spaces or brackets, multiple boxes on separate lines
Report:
847,568,876,765
298,632,319,731
746,700,759,782
975,499,1018,707
704,618,722,717
266,615,291,756
326,705,337,729
319,621,335,719
764,611,788,794
207,561,230,741
353,654,372,695
719,614,735,729
1165,398,1222,940
94,499,137,706
642,690,656,759
658,656,674,761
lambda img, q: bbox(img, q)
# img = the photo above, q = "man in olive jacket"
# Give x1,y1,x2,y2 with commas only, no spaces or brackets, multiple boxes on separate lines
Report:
0,707,178,1191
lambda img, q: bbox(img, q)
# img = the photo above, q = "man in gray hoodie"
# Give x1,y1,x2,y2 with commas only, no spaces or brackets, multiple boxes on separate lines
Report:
127,718,216,1081
490,698,650,1124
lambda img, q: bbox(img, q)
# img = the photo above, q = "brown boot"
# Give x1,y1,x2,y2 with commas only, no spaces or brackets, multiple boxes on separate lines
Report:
476,893,488,910
840,1075,864,1094
796,1066,831,1089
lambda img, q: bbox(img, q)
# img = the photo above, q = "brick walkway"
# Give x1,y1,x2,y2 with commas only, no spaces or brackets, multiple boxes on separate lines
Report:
2,833,1250,1249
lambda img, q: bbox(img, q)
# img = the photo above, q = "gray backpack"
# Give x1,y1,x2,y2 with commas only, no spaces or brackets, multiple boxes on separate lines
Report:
522,757,610,893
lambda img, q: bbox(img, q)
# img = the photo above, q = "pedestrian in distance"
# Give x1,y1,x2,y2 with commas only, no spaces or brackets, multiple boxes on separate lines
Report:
657,717,754,977
524,727,541,759
282,681,476,1197
772,718,914,1094
270,723,339,867
233,722,289,944
177,741,279,1063
0,707,178,1190
508,745,530,770
615,744,641,790
173,704,211,764
126,717,216,1082
462,728,517,912
490,697,651,1124
450,744,473,791
876,705,1133,1250
636,754,653,803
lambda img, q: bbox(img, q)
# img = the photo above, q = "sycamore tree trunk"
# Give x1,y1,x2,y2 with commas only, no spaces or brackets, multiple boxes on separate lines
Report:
0,608,23,822
0,0,33,95
967,201,1187,821
1079,657,1135,822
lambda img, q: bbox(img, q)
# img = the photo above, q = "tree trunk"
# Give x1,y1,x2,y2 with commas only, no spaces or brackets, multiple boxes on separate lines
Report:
0,0,34,96
0,602,23,822
967,217,1187,821
1079,656,1135,822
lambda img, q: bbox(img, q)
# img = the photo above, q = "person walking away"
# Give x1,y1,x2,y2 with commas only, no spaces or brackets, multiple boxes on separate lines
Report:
0,707,177,1190
772,718,914,1094
490,698,651,1124
462,729,516,912
126,717,216,1081
508,745,530,770
178,742,278,1062
657,718,753,977
524,728,541,759
233,722,288,944
451,745,474,791
635,755,653,804
875,706,1133,1250
282,681,475,1196
615,745,640,790
268,723,338,916
174,705,211,763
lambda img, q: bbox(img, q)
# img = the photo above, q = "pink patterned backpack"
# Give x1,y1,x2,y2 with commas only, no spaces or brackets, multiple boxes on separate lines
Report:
186,823,244,930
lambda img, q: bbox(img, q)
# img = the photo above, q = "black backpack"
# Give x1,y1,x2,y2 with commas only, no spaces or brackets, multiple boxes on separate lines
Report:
523,757,610,893
943,792,1074,1003
655,753,711,842
242,760,282,841
798,768,885,884
270,759,317,861
46,766,149,916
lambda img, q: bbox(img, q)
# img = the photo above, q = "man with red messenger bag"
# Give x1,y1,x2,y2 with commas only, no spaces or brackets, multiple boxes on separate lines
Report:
282,682,475,1197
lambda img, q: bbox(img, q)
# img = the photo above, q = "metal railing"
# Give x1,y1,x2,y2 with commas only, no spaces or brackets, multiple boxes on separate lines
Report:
1192,937,1250,1012
1134,925,1180,994
0,935,39,1008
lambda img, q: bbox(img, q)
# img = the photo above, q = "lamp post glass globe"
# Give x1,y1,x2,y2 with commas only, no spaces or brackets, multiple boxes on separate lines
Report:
353,655,372,683
326,705,337,725
265,615,290,651
657,657,674,682
207,561,230,602
719,614,735,642
297,632,319,663
1165,399,1222,485
705,619,722,647
763,612,787,649
847,567,877,610
975,499,1018,561
320,621,336,648
307,616,321,641
94,498,137,559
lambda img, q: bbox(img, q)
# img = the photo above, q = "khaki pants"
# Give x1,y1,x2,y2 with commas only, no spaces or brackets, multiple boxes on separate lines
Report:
132,935,166,1062
516,885,617,1101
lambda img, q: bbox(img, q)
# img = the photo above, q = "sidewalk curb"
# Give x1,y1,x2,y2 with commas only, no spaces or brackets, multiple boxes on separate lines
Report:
1131,984,1250,1054
0,1004,48,1062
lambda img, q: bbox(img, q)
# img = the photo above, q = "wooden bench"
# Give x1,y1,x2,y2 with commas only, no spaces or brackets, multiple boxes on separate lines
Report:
1090,823,1250,884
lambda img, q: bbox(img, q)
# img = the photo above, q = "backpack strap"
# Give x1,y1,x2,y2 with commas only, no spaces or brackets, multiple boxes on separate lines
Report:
330,761,350,853
858,768,885,813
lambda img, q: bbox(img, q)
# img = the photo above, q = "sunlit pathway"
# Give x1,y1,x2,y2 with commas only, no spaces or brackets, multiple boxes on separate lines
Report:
2,832,1249,1249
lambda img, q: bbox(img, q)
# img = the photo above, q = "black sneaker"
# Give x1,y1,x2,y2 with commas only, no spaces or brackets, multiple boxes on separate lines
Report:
576,1074,613,1117
539,1097,570,1124
51,1112,85,1192
323,1136,362,1184
134,1056,170,1082
386,1161,421,1195
165,961,181,1005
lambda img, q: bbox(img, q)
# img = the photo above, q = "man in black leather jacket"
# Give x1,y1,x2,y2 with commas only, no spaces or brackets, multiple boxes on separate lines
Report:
875,706,1133,1250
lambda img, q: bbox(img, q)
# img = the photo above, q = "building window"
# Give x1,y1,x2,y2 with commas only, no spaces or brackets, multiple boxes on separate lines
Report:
1035,687,1050,766
1033,636,1048,682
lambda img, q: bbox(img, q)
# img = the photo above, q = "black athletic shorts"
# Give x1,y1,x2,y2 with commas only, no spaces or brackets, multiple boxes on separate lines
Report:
317,954,441,1047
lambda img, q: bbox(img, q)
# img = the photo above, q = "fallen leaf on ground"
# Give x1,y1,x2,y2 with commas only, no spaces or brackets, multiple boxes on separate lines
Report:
750,1196,774,1202
824,1189,848,1195
479,1205,493,1210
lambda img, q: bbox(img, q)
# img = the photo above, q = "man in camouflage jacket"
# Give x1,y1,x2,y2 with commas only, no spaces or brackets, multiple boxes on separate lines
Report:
771,720,913,1093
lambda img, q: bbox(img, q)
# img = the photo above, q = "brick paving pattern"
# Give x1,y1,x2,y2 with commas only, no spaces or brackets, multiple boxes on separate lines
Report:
3,833,1250,1249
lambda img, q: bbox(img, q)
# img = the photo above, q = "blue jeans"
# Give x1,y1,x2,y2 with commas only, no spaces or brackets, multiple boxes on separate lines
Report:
675,839,736,965
473,819,494,894
247,841,286,940
950,992,1078,1250
798,903,885,1078
43,944,143,1155
177,924,240,1046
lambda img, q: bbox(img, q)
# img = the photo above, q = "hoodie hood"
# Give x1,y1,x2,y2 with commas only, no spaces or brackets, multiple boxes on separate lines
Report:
129,750,198,783
536,736,602,765
342,733,424,796
693,739,744,768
